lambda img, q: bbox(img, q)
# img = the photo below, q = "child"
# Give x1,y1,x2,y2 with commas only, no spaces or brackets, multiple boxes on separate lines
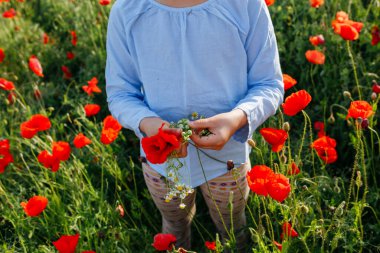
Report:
105,0,284,251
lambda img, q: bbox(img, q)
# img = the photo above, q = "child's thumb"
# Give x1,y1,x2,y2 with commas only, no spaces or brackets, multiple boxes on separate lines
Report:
188,118,211,129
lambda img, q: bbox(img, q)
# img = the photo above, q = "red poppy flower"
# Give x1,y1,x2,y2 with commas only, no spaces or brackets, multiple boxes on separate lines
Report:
7,92,16,104
52,141,71,161
42,33,49,44
314,121,326,137
309,34,325,46
288,162,300,175
246,165,275,196
265,0,275,6
100,115,122,145
283,74,297,91
70,31,77,46
0,78,15,91
346,101,374,119
373,83,380,94
0,139,13,173
311,136,338,164
266,173,291,202
99,0,111,5
259,128,288,152
53,234,80,253
82,77,102,95
310,0,324,8
115,204,125,217
205,241,216,250
61,66,72,79
273,241,282,251
371,25,380,46
0,48,4,63
20,196,48,217
141,124,181,164
282,90,312,116
73,133,92,148
38,150,61,172
305,50,325,65
331,11,363,40
281,222,299,238
335,11,349,22
20,114,51,139
2,8,16,18
84,104,101,117
152,233,177,251
67,51,75,60
29,55,44,77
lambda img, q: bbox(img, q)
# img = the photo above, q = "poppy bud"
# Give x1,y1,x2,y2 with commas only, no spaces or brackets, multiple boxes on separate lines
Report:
227,160,234,170
299,204,309,214
333,185,341,193
361,118,369,129
328,113,335,124
282,122,291,132
371,92,377,101
247,139,256,148
343,91,351,99
302,185,308,190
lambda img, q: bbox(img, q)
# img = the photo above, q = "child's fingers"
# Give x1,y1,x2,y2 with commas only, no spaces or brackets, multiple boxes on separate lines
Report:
188,118,214,130
190,132,219,149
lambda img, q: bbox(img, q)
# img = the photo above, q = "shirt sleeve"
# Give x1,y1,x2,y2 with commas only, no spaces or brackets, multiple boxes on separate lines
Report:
232,0,284,143
105,4,159,139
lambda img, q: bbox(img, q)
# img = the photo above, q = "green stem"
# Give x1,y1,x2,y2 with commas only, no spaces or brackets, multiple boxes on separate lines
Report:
346,40,362,100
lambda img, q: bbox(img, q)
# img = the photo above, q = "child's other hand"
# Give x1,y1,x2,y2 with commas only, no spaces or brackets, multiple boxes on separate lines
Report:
188,109,247,150
139,117,188,158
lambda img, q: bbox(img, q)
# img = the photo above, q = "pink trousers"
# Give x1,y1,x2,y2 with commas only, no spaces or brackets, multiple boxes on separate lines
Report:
142,161,250,251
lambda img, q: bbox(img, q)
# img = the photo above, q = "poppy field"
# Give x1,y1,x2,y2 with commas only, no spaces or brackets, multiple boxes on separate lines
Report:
0,0,379,252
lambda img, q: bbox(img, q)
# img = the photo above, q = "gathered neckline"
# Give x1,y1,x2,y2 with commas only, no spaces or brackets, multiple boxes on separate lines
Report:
148,0,215,12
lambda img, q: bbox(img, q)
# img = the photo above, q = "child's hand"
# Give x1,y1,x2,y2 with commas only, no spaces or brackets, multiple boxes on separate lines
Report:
188,109,247,150
139,117,188,158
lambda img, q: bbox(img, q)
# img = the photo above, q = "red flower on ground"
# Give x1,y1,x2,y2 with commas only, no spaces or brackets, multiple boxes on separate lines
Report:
53,234,80,253
152,233,177,251
259,128,288,152
205,241,216,251
265,0,275,6
0,48,4,63
100,115,122,145
29,55,44,77
70,31,77,46
141,124,181,164
52,141,71,161
38,150,60,172
38,141,71,172
0,139,13,173
309,34,325,46
305,50,325,65
73,133,92,148
371,25,380,46
84,104,101,117
0,78,15,91
281,222,299,239
99,0,111,5
67,51,75,60
346,101,374,119
266,173,291,202
61,66,72,79
82,77,102,95
20,196,48,217
246,165,275,196
311,136,338,164
310,0,324,8
20,114,51,139
282,74,297,91
288,162,300,175
2,8,16,18
282,90,312,116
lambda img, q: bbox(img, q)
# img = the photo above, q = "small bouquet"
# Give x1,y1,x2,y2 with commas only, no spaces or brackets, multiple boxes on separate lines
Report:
141,113,210,209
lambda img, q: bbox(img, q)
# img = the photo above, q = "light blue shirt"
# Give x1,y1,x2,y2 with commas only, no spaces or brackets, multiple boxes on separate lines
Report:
105,0,284,188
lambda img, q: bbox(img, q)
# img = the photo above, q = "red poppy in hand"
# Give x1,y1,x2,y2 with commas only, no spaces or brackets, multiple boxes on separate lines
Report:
53,234,80,253
282,90,312,116
346,101,374,120
73,133,92,148
152,233,177,251
283,74,297,91
20,114,51,139
20,196,48,217
142,124,181,164
259,128,288,152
